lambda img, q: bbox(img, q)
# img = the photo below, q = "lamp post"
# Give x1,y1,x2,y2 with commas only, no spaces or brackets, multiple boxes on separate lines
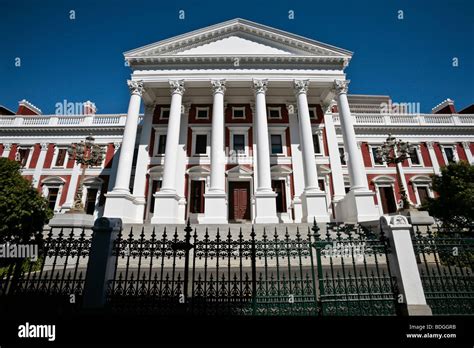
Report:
375,134,415,211
67,135,104,213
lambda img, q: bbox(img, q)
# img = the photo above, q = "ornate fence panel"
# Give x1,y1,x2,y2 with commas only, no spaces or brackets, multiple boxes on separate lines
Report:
106,222,320,316
412,225,474,315
0,227,91,311
314,223,400,316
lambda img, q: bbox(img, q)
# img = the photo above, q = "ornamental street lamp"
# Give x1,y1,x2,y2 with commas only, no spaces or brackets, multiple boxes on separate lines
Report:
375,134,416,212
67,135,104,213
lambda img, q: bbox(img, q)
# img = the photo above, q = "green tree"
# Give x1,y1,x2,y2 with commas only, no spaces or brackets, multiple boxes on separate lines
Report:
424,161,474,229
0,157,53,244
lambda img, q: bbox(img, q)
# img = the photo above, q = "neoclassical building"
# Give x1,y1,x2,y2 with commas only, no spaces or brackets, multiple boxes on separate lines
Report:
1,19,473,224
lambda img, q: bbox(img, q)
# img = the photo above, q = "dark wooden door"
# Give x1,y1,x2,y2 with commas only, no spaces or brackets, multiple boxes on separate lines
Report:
85,188,98,215
229,182,250,221
379,186,397,214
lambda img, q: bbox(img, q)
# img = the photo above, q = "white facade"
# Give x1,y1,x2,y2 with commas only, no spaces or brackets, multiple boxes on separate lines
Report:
1,19,473,225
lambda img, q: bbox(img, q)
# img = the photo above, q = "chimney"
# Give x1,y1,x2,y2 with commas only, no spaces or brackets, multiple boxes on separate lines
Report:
83,101,97,115
432,98,455,114
17,99,42,115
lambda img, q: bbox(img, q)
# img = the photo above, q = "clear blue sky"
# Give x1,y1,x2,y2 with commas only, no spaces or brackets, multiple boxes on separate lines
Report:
0,0,472,114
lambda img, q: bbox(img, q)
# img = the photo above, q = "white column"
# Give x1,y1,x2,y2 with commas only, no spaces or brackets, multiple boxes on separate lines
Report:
323,104,345,201
462,141,473,164
203,80,227,224
252,79,278,223
103,80,144,223
160,80,185,192
209,80,226,193
426,141,441,175
333,80,378,223
334,80,368,191
112,80,144,193
2,143,11,158
32,143,48,188
151,80,186,224
294,80,329,222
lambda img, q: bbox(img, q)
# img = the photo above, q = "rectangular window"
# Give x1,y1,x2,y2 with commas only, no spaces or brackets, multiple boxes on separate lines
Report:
55,149,67,167
410,148,421,165
313,134,321,154
309,108,316,119
318,179,325,191
85,188,98,215
157,135,166,155
17,148,30,167
444,147,455,163
272,180,287,213
196,108,209,119
417,186,430,205
233,134,245,153
160,108,170,119
339,147,346,165
271,134,283,154
268,107,281,119
47,188,59,211
372,147,384,165
195,134,207,154
190,180,205,213
232,107,245,119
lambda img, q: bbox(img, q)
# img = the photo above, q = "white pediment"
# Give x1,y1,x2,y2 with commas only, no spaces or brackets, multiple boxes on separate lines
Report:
124,18,352,62
176,35,293,56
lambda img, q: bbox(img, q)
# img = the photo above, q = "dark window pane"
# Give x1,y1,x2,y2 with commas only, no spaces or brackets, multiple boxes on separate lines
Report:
339,147,346,165
269,108,280,119
313,134,321,154
86,188,98,215
157,135,166,154
272,180,287,213
149,180,162,213
444,147,455,163
417,186,429,205
55,149,67,166
195,134,207,154
190,180,205,213
197,109,208,119
271,135,283,154
372,147,383,165
161,109,170,119
47,188,59,211
309,109,316,119
17,149,30,167
318,179,325,191
233,134,245,152
410,149,420,165
233,108,244,118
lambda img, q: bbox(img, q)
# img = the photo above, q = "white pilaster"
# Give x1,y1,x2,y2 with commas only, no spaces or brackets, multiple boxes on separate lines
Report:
462,141,473,164
426,141,441,175
294,80,329,222
288,105,304,223
252,79,278,224
202,79,228,224
104,80,144,223
32,143,48,189
151,80,186,224
333,80,379,223
131,104,155,220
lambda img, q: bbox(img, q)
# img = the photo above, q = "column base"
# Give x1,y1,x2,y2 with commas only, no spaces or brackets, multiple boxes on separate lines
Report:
302,190,330,223
254,191,278,224
103,191,145,224
201,192,228,224
292,197,303,223
335,189,380,223
151,191,185,224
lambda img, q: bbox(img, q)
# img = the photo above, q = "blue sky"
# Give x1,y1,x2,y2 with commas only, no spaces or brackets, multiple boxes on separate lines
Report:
0,0,472,114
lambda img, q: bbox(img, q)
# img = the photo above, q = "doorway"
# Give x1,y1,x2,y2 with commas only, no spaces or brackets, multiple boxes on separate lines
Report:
379,186,397,214
229,181,251,221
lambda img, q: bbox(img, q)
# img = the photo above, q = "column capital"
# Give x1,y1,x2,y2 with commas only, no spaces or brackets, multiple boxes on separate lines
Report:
4,143,12,151
40,142,48,150
333,79,350,95
321,101,335,114
462,141,470,149
127,80,145,97
113,142,121,151
293,79,310,95
426,141,434,150
211,79,226,94
252,79,268,94
169,79,185,96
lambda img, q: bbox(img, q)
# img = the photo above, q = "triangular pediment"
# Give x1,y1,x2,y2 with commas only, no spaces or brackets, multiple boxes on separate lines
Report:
125,18,352,62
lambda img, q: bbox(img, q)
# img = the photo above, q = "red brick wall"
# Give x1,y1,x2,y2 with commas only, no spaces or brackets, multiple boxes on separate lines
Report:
420,143,432,167
266,104,289,124
43,144,55,168
153,105,170,124
361,142,372,167
434,143,445,166
8,144,18,160
104,143,115,168
456,143,468,161
225,104,253,124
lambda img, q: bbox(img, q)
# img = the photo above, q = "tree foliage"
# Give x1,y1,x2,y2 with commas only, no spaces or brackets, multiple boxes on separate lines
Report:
0,158,53,244
424,161,474,229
